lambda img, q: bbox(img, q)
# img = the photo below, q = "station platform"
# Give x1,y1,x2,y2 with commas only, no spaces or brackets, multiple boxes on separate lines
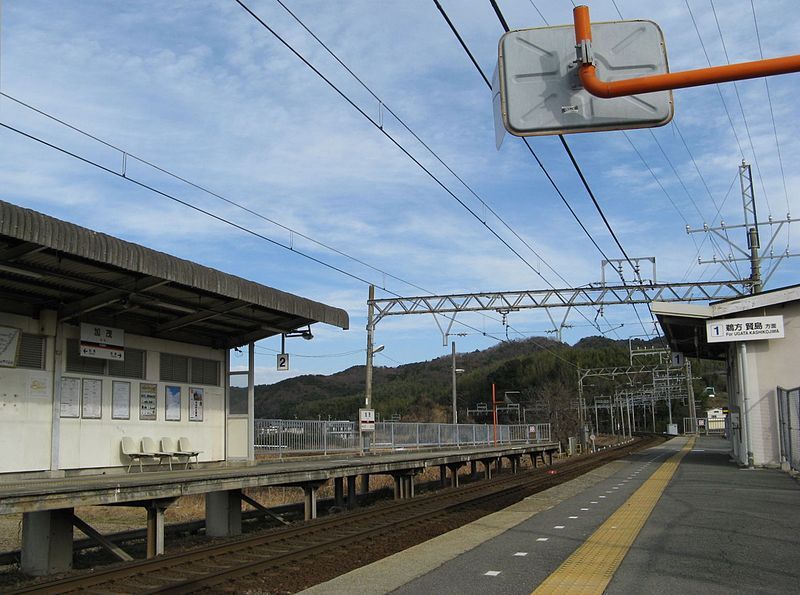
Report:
304,436,800,594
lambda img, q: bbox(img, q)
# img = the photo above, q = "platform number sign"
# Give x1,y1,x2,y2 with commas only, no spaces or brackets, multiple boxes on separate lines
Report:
277,353,290,371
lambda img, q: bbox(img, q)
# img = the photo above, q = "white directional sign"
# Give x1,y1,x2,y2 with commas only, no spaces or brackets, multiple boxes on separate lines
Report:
359,408,375,432
706,315,784,343
80,323,124,360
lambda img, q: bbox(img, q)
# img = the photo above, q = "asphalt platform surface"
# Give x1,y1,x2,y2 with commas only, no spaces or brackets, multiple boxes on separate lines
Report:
303,436,800,595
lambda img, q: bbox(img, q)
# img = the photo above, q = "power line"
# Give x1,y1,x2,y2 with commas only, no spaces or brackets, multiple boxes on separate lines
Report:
709,0,772,217
235,0,629,340
0,91,436,297
271,0,575,290
233,0,561,295
483,0,654,339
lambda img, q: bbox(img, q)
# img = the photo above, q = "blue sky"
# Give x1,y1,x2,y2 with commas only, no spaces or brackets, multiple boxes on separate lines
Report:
1,0,798,385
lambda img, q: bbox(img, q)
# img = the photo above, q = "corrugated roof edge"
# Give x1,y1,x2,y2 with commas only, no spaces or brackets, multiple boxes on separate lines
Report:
0,200,349,330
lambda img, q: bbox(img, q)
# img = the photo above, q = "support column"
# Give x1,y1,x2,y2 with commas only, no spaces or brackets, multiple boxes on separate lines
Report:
21,508,73,576
206,489,242,538
360,474,370,494
347,476,357,509
510,456,519,474
146,502,167,558
393,474,403,499
303,485,318,520
482,459,493,479
470,460,478,478
439,464,448,488
334,477,345,508
447,464,461,487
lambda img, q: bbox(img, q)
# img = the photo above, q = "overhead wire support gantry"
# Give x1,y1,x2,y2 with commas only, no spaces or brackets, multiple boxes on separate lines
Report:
369,279,751,327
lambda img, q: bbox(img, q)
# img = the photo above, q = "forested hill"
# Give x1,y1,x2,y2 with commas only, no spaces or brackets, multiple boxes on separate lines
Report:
252,336,725,423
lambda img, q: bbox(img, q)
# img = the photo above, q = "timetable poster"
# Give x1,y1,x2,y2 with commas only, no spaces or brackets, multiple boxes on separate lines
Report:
60,376,81,418
139,383,157,420
112,380,131,420
81,378,103,419
189,387,204,422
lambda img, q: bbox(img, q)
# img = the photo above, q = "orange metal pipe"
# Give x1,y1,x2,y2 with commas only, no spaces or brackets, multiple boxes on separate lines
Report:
573,5,800,99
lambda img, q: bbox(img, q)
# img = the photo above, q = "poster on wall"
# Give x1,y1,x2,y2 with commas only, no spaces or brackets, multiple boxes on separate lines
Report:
165,385,181,421
81,378,103,419
0,326,21,367
139,383,157,420
60,376,81,418
112,381,131,420
189,387,204,422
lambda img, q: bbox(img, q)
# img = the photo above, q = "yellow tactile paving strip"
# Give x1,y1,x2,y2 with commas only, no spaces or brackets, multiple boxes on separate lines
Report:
532,438,695,595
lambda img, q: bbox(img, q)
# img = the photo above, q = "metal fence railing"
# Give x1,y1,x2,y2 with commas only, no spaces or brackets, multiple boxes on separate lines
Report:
777,386,800,472
254,419,551,454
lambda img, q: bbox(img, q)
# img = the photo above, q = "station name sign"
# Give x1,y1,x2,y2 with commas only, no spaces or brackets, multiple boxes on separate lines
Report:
80,323,125,360
706,315,784,343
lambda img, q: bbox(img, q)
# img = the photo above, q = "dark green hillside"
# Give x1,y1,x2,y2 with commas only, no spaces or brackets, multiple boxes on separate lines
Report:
249,336,726,441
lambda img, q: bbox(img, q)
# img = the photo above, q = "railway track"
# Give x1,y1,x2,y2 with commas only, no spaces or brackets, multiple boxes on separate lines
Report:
13,436,661,594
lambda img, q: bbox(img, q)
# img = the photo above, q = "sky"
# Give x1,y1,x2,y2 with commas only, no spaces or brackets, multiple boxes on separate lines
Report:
1,0,798,386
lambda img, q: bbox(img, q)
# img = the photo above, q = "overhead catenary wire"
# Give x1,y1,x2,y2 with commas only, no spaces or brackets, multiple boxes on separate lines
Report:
271,0,576,290
4,118,566,356
480,0,654,339
232,0,561,297
709,0,772,218
235,0,628,341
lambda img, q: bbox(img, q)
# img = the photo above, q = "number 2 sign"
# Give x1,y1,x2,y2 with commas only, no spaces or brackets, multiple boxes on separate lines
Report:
277,353,290,371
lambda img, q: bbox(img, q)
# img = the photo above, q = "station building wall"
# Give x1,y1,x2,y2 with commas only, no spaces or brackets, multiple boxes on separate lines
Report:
726,300,799,467
0,311,228,475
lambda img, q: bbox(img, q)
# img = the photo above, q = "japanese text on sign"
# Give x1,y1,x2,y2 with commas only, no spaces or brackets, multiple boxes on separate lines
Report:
706,315,784,343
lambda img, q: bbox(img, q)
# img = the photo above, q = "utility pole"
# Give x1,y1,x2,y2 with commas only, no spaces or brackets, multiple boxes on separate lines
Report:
688,161,797,294
364,284,375,409
451,341,458,425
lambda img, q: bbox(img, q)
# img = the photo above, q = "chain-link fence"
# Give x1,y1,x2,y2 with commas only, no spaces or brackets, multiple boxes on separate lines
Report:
777,386,800,472
255,419,551,454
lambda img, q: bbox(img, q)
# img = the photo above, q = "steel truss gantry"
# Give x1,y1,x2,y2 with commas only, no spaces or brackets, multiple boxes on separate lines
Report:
370,279,749,327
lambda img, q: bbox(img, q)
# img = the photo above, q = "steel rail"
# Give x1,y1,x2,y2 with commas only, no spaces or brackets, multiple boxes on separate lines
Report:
11,436,660,594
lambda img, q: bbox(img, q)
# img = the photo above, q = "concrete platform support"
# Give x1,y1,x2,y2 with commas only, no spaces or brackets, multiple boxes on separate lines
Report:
146,501,170,558
393,474,403,499
470,460,478,478
360,474,370,494
21,508,74,576
334,477,345,508
447,464,462,487
206,489,242,538
347,475,357,509
482,458,493,480
439,464,448,487
304,484,319,520
510,455,520,474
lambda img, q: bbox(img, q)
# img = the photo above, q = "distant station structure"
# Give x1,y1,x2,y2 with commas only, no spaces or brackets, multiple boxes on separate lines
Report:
653,284,800,469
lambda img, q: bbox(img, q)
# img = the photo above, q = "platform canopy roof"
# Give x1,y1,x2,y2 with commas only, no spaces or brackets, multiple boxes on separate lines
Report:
0,201,349,348
651,284,800,360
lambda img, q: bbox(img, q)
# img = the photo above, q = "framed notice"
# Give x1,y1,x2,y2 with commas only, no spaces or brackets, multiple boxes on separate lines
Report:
0,326,21,367
139,383,157,420
112,380,131,420
81,378,103,419
165,385,181,421
60,376,81,418
189,387,204,422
